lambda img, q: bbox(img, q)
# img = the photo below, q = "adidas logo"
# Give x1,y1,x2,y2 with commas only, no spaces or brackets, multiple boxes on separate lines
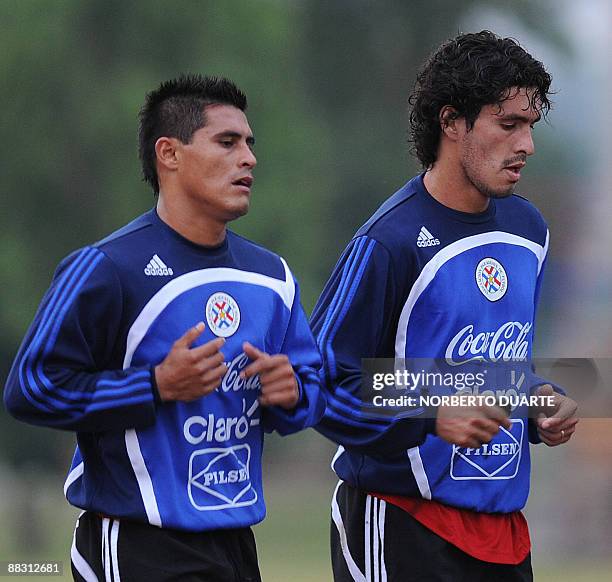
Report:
416,226,440,247
144,254,174,276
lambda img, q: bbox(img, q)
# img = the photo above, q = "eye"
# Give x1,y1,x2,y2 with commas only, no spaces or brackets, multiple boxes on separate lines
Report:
501,123,516,131
219,139,234,148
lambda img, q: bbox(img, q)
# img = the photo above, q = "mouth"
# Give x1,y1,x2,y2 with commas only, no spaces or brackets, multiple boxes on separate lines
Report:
232,175,253,192
503,162,525,183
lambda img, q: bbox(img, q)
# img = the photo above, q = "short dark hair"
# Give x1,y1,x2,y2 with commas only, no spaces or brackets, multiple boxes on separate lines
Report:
138,74,248,193
409,30,552,168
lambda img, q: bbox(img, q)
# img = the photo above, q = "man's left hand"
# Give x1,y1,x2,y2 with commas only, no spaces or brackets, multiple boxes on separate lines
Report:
241,342,299,410
534,384,579,446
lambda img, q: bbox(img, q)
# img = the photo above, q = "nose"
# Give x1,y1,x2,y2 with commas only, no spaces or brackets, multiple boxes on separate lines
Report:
241,144,257,168
518,126,535,157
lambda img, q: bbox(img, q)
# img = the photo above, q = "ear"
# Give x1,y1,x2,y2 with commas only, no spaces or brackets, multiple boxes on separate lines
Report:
155,137,181,172
439,106,462,141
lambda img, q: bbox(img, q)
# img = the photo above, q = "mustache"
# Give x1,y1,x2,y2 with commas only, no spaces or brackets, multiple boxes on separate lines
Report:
502,155,527,167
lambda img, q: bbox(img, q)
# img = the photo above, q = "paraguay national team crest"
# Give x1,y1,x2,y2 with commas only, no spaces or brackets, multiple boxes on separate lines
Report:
206,293,241,338
475,258,508,302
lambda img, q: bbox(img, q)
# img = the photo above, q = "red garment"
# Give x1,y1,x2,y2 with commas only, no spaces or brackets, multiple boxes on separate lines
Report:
371,493,530,565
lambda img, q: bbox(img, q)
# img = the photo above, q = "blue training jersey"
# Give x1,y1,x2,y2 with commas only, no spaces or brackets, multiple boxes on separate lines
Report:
311,174,554,513
4,209,324,531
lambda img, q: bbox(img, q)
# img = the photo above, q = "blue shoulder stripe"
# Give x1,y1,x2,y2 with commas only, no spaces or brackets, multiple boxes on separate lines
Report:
19,247,101,410
317,237,376,385
316,237,368,384
18,248,150,413
326,239,375,381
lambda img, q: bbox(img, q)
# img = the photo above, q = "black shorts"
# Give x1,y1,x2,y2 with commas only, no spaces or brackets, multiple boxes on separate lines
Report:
71,511,261,582
330,481,533,582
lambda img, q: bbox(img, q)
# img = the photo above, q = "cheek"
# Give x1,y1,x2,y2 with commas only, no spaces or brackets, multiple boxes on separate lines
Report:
462,136,483,167
464,136,499,170
203,160,230,182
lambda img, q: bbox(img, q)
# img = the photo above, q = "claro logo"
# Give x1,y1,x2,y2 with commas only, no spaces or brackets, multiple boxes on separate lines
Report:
183,399,259,445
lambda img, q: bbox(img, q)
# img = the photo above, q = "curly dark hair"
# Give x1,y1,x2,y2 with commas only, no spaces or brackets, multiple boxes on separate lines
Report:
138,74,247,193
409,30,552,168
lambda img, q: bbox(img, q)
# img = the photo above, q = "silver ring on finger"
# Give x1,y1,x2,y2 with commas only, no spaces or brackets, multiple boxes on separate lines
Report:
561,429,565,439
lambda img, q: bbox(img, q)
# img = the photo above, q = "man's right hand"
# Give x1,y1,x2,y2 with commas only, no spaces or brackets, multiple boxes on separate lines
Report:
154,322,227,402
435,400,511,448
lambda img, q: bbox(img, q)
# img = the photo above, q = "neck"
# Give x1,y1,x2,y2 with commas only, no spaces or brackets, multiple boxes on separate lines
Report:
156,195,227,247
423,161,490,214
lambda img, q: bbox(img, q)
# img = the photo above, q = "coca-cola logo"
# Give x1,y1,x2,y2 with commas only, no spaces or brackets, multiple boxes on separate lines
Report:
219,353,261,392
445,322,532,366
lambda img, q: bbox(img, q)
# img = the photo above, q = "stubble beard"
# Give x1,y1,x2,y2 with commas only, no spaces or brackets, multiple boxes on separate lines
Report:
461,140,515,200
465,169,516,199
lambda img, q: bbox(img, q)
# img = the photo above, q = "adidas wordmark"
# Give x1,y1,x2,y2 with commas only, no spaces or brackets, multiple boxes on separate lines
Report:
144,254,174,276
416,226,440,248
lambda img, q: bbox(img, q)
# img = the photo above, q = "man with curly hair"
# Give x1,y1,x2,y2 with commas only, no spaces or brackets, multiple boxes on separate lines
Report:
312,31,578,581
5,74,324,581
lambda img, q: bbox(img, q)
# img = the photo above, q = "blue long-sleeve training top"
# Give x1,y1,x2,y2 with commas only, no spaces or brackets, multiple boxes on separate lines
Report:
5,208,324,531
311,174,556,513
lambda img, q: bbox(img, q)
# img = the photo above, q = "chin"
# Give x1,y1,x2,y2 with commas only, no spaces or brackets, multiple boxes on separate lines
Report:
488,187,515,199
225,201,250,221
481,181,516,199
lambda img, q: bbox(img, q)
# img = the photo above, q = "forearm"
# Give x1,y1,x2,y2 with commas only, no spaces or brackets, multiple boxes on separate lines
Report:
4,362,157,432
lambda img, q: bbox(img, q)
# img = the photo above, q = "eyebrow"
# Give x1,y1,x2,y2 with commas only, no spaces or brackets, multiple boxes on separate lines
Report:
214,131,256,145
498,113,541,124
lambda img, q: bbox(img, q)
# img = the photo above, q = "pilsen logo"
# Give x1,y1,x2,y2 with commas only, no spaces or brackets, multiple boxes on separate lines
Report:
445,322,532,366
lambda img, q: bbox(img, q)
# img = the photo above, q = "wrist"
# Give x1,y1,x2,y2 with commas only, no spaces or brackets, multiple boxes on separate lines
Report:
151,365,163,405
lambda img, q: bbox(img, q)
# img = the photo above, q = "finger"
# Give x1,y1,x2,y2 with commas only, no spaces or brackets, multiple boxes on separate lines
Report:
538,426,577,442
482,405,511,429
458,436,482,449
470,425,501,445
243,341,267,360
242,356,278,379
201,363,228,386
259,387,298,408
548,417,579,432
554,399,578,419
190,337,226,358
258,363,294,385
175,322,206,348
186,351,225,374
196,351,226,371
535,384,554,396
540,412,578,431
473,417,505,437
533,384,558,416
538,422,578,440
244,354,291,379
260,377,297,395
539,432,565,446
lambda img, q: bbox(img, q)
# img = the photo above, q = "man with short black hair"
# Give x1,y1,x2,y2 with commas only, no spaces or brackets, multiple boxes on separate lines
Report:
5,74,324,581
312,31,578,581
